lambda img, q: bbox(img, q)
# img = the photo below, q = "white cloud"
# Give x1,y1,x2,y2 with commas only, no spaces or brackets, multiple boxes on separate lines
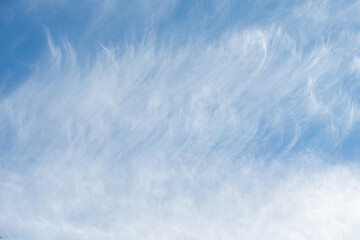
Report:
2,0,360,239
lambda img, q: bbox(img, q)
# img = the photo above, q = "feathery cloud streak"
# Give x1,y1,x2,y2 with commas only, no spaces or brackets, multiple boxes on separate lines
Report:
1,0,360,239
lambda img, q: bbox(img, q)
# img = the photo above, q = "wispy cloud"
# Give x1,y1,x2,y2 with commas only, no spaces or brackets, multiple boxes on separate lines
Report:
1,0,360,239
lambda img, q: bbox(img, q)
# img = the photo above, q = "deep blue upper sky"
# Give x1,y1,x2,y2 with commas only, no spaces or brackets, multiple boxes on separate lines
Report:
0,0,300,94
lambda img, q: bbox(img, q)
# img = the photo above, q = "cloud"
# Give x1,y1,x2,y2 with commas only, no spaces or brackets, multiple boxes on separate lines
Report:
1,0,360,239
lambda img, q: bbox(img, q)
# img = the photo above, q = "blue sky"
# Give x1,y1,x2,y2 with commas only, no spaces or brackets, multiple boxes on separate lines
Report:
1,0,360,239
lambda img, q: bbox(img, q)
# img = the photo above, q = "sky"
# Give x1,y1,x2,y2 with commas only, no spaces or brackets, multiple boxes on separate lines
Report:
1,0,360,239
